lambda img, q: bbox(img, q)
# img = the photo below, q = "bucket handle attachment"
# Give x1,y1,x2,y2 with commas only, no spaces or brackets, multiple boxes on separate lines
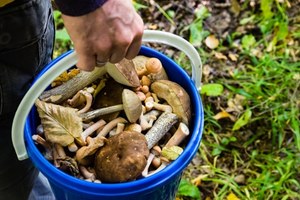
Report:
142,30,202,90
12,30,202,160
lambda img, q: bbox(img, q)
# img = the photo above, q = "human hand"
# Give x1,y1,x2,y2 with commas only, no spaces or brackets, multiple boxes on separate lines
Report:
62,0,144,71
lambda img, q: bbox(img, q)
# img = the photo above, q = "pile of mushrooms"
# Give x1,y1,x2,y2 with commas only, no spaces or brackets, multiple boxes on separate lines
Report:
33,55,192,183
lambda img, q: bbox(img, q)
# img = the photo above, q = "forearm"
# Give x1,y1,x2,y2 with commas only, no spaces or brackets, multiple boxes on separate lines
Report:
54,0,108,16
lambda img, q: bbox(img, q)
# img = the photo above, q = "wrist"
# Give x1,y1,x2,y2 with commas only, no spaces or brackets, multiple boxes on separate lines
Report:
54,0,108,16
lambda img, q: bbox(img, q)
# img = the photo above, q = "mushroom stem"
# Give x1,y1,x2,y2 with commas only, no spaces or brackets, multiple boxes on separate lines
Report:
82,121,94,129
79,165,96,181
145,112,178,149
165,122,190,148
139,109,160,131
153,102,172,113
32,134,51,149
126,123,142,133
81,119,106,142
67,90,85,107
54,143,66,159
32,134,53,160
146,158,169,177
139,112,156,131
77,91,93,114
53,143,66,167
67,142,78,152
115,122,125,134
144,97,172,112
142,153,155,177
97,117,127,138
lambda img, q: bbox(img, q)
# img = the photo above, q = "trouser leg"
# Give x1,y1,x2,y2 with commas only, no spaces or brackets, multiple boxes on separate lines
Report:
0,0,55,199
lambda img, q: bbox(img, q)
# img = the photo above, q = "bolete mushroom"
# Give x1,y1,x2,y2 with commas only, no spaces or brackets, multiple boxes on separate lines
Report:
80,89,142,123
151,80,191,125
94,131,149,183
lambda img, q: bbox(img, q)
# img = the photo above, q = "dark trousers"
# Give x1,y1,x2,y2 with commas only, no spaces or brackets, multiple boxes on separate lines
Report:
0,0,55,199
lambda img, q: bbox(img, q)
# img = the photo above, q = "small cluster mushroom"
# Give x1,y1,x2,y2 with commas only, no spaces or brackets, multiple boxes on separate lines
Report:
33,55,192,183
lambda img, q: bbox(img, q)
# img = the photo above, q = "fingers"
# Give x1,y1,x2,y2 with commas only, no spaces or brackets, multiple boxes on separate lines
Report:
76,31,143,70
76,45,96,71
126,16,144,60
125,34,143,60
97,28,143,64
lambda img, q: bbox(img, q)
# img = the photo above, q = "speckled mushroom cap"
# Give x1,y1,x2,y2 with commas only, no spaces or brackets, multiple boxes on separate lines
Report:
94,131,149,183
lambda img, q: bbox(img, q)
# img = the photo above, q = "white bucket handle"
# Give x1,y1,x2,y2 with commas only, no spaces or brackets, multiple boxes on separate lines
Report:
12,30,202,160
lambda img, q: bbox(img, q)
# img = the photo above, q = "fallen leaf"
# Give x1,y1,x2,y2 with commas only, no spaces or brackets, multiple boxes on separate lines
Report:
191,174,209,186
205,35,219,49
226,94,246,113
161,146,183,160
213,109,236,121
228,53,238,61
35,99,83,146
148,23,158,30
232,109,252,131
215,52,227,60
227,192,240,200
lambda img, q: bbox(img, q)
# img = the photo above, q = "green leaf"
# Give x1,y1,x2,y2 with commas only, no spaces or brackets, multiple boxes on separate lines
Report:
276,21,288,41
200,83,224,96
291,116,300,150
195,5,210,19
189,23,210,47
240,15,255,25
232,109,252,131
241,34,256,50
189,6,210,46
212,147,223,156
132,1,147,11
178,179,201,199
260,0,274,19
221,136,237,146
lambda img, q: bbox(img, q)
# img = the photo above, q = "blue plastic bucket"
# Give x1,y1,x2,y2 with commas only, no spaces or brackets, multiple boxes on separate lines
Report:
13,31,204,200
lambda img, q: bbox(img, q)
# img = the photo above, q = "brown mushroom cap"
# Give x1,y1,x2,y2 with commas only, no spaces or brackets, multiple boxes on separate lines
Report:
105,59,140,87
132,55,149,73
94,131,149,183
151,80,191,125
122,89,143,123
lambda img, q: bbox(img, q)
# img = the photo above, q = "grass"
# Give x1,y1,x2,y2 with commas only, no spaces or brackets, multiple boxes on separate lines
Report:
173,1,300,200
